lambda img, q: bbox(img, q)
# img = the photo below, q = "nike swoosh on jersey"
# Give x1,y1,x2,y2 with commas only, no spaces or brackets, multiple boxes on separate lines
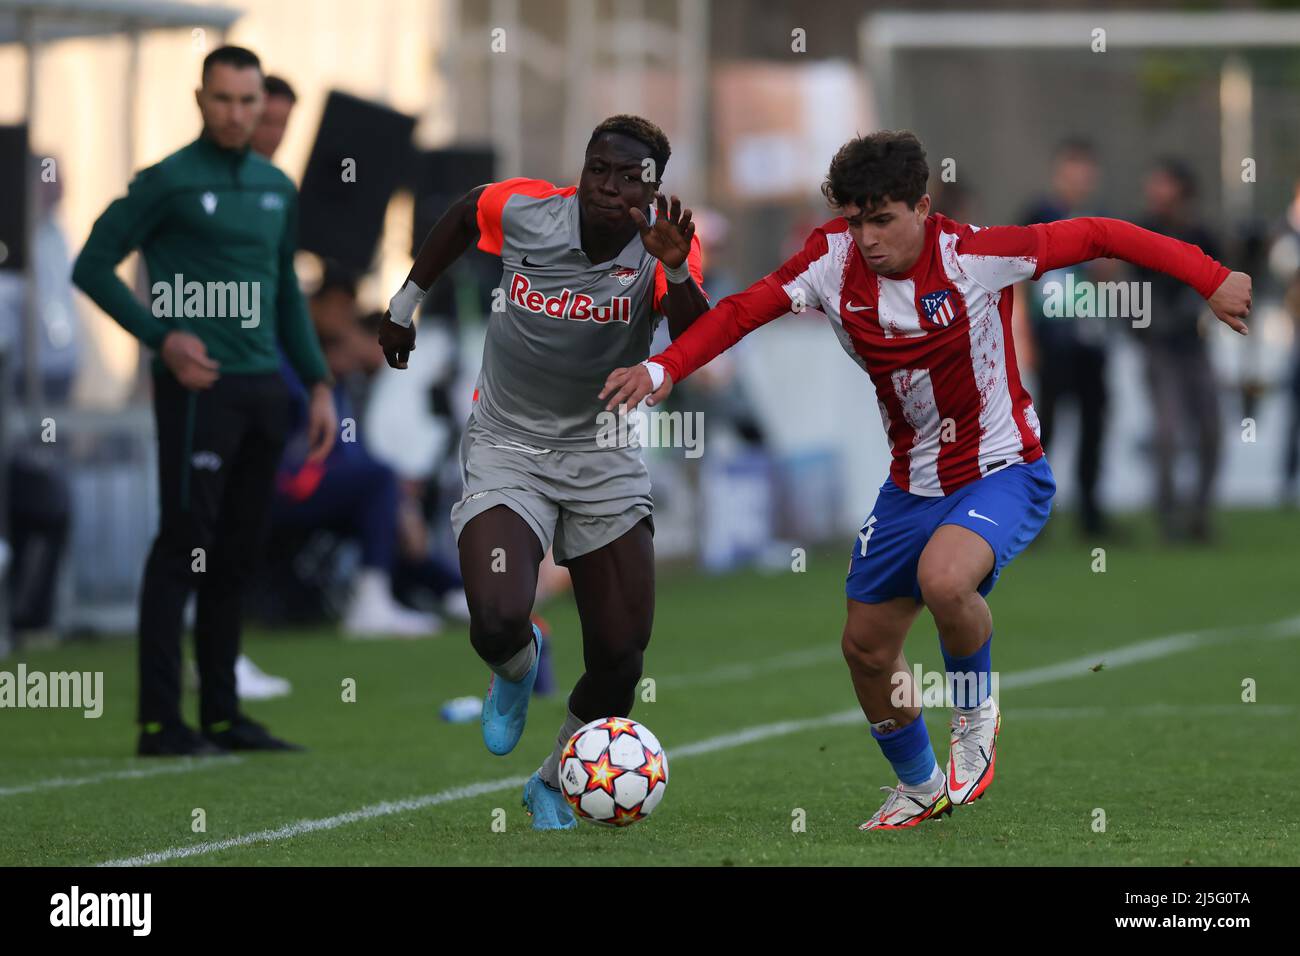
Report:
967,509,998,525
844,302,875,312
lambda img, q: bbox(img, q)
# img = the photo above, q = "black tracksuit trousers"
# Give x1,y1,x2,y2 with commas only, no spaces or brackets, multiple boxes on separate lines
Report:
138,370,290,728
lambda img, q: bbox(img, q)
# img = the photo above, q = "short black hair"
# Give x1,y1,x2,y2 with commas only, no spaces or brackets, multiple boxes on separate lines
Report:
822,130,929,213
587,114,671,181
1152,156,1196,199
202,45,261,82
264,74,297,103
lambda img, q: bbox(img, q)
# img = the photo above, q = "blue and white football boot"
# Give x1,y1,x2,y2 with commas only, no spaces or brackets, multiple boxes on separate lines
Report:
522,771,577,831
480,623,543,756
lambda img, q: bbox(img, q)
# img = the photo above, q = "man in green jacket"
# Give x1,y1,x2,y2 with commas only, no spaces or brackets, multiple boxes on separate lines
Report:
73,45,336,756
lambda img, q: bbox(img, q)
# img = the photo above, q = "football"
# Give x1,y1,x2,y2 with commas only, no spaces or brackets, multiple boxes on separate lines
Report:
559,717,669,826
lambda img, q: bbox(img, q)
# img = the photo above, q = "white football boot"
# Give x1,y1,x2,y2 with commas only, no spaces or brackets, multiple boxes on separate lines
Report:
859,768,952,831
946,695,1001,805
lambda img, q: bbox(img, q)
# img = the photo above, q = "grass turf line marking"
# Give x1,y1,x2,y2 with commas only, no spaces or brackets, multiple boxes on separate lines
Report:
1006,704,1294,721
0,757,244,798
96,612,1300,866
98,777,533,867
1000,613,1300,691
656,646,841,689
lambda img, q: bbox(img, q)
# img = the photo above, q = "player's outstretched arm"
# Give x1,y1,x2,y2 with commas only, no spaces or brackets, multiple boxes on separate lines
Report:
379,184,487,369
633,191,710,339
1040,217,1251,335
966,217,1251,335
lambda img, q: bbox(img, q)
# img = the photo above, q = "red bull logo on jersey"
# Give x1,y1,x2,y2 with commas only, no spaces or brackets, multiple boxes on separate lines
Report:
508,273,631,324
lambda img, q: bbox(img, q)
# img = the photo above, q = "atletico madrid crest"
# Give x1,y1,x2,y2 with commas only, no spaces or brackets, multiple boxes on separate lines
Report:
920,289,957,329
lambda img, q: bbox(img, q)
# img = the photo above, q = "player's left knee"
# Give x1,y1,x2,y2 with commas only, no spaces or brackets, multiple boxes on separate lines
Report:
918,564,978,617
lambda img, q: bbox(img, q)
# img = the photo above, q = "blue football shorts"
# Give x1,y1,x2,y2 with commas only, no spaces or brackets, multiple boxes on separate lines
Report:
845,456,1057,604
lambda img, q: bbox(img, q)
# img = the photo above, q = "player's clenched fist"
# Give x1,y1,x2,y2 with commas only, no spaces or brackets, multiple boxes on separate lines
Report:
378,311,416,369
1208,271,1252,335
600,363,674,412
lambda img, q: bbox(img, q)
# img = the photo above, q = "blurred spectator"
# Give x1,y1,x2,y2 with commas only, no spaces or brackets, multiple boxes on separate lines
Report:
0,163,78,642
271,276,447,637
1019,138,1115,537
1273,178,1300,505
251,75,297,161
930,179,975,224
1132,159,1221,542
238,76,300,695
7,451,70,636
0,166,82,403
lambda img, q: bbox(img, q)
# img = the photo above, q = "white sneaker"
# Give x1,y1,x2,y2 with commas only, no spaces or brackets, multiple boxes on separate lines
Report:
946,696,1001,805
859,768,951,831
344,604,442,639
235,655,292,700
343,568,442,639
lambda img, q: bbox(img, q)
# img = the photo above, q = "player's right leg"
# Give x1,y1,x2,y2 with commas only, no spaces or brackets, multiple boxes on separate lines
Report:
457,505,546,755
841,597,949,829
843,483,951,830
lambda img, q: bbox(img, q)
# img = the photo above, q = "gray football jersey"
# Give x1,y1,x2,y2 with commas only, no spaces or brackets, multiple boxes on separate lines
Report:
471,178,699,450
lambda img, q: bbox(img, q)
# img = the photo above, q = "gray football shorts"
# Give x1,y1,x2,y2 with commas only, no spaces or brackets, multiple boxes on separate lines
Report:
449,416,653,564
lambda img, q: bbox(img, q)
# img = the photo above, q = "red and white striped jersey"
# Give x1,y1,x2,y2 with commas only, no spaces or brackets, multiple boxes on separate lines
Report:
652,213,1229,496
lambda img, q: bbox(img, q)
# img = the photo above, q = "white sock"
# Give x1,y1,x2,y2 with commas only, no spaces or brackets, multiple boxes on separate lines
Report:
490,627,537,683
538,710,587,788
905,764,945,791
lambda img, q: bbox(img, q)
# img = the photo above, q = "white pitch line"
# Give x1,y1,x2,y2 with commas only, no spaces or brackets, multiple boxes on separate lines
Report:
98,776,534,867
1006,703,1295,721
96,612,1300,867
0,757,244,798
656,645,841,689
1000,613,1300,691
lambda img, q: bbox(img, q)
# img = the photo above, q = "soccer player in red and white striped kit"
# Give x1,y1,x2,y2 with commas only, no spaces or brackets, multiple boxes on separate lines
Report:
602,130,1252,830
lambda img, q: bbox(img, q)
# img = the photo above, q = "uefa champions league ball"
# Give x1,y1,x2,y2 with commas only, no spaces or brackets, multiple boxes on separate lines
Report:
559,717,668,826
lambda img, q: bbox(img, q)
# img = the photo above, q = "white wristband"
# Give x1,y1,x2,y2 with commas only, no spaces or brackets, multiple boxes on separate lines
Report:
662,260,690,284
642,360,665,391
388,279,426,328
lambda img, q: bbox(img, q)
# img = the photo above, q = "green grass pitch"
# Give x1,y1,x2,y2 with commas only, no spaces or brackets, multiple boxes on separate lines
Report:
2,509,1298,866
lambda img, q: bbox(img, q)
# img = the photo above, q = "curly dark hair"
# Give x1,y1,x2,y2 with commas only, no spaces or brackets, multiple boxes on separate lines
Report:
822,130,929,213
587,114,671,181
